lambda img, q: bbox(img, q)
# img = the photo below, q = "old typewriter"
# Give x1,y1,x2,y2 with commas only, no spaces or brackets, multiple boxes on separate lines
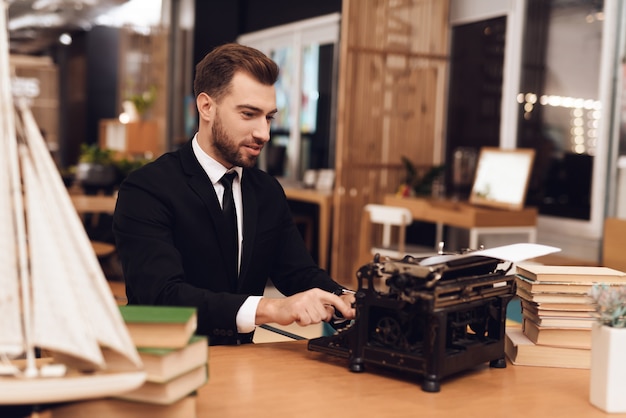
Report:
308,251,516,392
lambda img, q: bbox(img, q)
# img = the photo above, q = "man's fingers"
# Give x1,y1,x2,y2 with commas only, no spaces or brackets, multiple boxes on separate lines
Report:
260,288,355,327
295,304,334,326
321,292,355,320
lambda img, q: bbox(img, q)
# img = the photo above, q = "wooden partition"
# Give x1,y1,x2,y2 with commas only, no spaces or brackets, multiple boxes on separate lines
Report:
117,28,168,155
603,218,626,271
99,119,162,158
331,0,450,284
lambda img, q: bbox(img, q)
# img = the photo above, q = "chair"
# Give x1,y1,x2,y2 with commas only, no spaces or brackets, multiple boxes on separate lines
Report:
358,203,434,262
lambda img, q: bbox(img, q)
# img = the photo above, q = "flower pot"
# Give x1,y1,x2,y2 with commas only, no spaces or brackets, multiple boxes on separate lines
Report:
589,323,626,413
75,162,118,189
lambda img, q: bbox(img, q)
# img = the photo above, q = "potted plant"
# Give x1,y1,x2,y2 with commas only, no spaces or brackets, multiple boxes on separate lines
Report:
588,284,626,413
114,155,152,181
397,156,445,198
123,85,157,121
75,144,118,193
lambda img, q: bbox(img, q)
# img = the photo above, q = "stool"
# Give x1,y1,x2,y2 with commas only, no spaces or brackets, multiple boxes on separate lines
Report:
91,240,115,258
91,240,123,281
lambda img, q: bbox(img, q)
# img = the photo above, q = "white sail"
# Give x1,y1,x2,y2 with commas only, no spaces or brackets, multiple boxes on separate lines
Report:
17,102,142,369
0,0,146,404
20,144,106,366
0,0,26,358
0,148,22,356
0,92,22,356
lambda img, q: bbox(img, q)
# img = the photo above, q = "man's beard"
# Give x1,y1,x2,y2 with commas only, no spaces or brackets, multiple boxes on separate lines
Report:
212,113,259,169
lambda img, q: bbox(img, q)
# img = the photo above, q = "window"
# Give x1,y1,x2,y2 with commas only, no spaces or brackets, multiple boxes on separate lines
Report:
517,0,604,221
238,13,340,181
449,0,619,261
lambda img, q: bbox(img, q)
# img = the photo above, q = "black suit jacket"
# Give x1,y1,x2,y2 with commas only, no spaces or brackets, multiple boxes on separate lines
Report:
113,140,342,345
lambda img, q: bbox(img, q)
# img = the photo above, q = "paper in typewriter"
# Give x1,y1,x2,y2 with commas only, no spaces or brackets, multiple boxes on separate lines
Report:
419,243,560,266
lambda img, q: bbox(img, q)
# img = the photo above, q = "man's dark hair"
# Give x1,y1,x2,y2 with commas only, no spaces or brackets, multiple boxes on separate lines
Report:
193,43,279,102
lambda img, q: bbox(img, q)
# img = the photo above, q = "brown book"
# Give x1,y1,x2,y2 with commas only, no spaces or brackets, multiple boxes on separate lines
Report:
522,318,591,349
516,286,592,305
520,298,594,316
50,395,197,418
515,275,611,294
519,298,595,313
516,264,626,284
522,309,594,328
116,364,208,405
505,327,590,369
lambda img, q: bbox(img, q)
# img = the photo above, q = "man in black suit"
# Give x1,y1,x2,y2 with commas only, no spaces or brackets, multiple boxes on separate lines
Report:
113,43,354,345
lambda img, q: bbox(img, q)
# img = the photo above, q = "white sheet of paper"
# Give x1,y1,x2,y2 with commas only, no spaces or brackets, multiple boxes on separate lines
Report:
419,243,561,266
473,243,561,262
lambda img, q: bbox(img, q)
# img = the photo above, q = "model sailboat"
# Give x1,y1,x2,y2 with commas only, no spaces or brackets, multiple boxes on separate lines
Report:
0,3,145,405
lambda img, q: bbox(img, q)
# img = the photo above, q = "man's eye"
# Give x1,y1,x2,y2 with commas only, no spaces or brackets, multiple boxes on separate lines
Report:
266,115,275,121
242,112,254,118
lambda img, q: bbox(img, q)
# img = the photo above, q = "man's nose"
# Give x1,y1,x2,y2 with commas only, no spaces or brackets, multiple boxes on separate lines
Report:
252,119,271,142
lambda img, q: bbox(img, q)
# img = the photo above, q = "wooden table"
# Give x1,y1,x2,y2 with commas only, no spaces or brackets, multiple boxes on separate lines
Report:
197,340,621,417
282,186,333,270
384,194,538,250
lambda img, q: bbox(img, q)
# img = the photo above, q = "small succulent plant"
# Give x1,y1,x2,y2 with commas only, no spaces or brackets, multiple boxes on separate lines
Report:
588,284,626,328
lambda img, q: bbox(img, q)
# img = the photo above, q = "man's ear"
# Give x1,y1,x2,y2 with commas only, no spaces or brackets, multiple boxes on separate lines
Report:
196,93,213,122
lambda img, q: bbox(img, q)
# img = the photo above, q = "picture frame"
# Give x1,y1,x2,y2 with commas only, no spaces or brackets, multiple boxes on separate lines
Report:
469,147,535,210
315,169,335,191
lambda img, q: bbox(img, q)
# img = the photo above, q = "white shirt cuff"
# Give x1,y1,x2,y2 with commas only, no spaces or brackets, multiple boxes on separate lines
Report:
236,295,263,333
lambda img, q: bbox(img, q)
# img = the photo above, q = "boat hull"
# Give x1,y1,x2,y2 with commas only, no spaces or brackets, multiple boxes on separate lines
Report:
0,370,146,405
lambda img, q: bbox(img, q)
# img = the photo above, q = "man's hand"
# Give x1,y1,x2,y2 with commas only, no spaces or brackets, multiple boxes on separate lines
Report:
255,288,356,326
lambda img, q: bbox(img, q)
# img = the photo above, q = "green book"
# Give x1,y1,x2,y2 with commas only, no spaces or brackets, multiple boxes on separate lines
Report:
119,305,197,323
118,305,198,349
137,335,208,383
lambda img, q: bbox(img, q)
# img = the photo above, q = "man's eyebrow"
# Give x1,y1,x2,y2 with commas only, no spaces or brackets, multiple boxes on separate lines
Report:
237,104,278,115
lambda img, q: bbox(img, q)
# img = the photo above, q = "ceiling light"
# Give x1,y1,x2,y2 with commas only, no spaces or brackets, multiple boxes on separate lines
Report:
59,32,72,45
32,0,61,11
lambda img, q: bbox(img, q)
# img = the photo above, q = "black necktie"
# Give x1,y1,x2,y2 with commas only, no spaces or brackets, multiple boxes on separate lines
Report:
220,171,239,286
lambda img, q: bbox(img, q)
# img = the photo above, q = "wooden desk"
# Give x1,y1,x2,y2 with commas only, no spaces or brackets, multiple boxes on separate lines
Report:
197,340,619,417
384,195,538,250
282,186,333,270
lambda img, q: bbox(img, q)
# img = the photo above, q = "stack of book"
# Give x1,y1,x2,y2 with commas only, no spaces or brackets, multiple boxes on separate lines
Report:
52,306,208,417
505,264,626,369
